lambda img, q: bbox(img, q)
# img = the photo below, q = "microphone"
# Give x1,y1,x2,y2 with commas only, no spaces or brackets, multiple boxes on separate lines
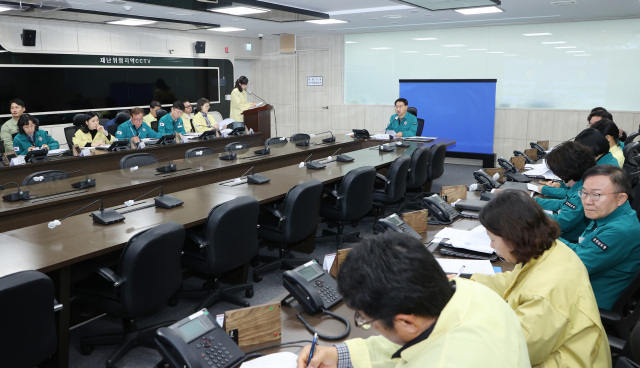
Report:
69,170,97,189
248,90,279,137
48,199,125,228
395,138,410,148
153,157,177,173
314,131,335,143
1,182,30,201
219,146,237,160
331,148,354,162
240,166,271,185
304,154,326,170
379,143,394,152
254,140,271,155
125,186,183,209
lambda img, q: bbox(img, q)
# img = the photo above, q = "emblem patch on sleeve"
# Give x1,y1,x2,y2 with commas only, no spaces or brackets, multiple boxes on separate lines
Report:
563,201,577,210
592,237,608,251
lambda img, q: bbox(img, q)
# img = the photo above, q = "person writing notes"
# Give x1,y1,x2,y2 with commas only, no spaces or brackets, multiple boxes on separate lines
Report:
229,76,256,124
469,190,611,368
192,98,219,134
297,233,531,368
158,101,186,137
115,107,162,143
72,111,114,148
385,98,418,138
13,114,59,155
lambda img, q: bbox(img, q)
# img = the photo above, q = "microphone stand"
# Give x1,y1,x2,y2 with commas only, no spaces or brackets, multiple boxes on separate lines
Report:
126,186,183,209
0,182,30,201
153,157,177,173
68,170,97,189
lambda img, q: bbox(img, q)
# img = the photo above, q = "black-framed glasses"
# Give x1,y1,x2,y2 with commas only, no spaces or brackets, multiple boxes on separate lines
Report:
354,311,377,329
577,189,621,201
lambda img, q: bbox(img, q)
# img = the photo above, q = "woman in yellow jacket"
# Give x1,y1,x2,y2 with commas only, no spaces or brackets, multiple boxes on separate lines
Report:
72,111,114,147
192,98,220,133
592,118,625,167
467,190,611,368
229,76,256,123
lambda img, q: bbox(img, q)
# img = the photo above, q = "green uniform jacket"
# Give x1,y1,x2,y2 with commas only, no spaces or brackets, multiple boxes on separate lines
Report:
536,179,590,243
158,114,185,135
344,279,530,368
13,130,59,155
541,152,621,199
115,120,162,141
1,118,18,153
385,112,418,138
560,202,640,310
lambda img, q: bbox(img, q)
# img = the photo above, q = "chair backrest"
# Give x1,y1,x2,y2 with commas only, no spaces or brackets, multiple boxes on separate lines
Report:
156,109,168,121
624,142,640,173
107,124,118,136
407,146,431,190
115,112,130,126
611,268,640,340
150,120,159,132
427,143,448,181
416,118,425,136
0,271,57,368
99,118,109,126
119,153,158,169
266,137,287,145
225,141,250,152
11,132,17,139
185,147,215,159
382,155,411,202
335,166,377,220
203,197,260,273
64,126,80,148
23,170,70,186
407,107,417,117
210,111,223,124
73,113,86,127
279,180,323,242
117,222,185,316
626,132,640,146
290,133,310,143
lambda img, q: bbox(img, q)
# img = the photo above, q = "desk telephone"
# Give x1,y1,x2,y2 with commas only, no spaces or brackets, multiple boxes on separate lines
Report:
422,194,460,225
376,213,422,239
498,158,531,183
530,142,547,157
473,170,501,189
155,308,245,368
352,129,371,139
513,150,533,164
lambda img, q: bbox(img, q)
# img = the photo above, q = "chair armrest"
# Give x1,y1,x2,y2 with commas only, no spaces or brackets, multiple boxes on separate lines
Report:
54,299,63,312
609,335,626,354
87,260,125,287
262,205,285,223
600,308,622,324
186,230,208,249
375,173,389,184
323,186,339,199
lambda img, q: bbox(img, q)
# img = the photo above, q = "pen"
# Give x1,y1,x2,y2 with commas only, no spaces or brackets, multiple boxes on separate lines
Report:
307,333,318,367
455,266,465,278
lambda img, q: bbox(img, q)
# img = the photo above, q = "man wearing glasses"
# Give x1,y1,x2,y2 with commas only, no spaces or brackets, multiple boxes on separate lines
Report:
296,233,530,368
115,107,162,143
561,164,640,310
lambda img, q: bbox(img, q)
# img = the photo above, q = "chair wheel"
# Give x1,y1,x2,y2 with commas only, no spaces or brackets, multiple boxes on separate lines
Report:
245,288,255,298
251,259,260,268
254,274,263,283
167,297,178,307
81,344,94,356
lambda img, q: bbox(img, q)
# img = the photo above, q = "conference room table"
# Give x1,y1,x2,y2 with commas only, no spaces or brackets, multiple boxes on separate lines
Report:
0,136,455,368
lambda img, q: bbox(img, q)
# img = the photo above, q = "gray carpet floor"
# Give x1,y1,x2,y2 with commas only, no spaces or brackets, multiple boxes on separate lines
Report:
67,163,480,368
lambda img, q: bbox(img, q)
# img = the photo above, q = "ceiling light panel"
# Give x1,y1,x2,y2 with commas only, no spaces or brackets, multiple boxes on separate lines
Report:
207,27,246,32
0,6,12,12
455,6,503,15
541,41,565,44
396,0,501,11
411,38,438,40
107,19,156,26
305,19,348,24
209,6,270,15
523,33,552,36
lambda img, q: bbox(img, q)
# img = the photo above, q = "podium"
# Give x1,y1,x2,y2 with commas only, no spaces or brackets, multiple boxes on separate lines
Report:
242,104,272,140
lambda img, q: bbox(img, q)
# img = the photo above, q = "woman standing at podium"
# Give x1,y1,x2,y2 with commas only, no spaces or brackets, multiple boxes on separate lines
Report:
229,76,256,125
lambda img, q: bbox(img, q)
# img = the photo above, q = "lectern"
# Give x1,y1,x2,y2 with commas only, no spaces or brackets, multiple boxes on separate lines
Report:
242,104,272,140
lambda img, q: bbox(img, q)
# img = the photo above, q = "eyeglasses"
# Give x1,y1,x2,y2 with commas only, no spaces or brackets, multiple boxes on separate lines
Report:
132,117,143,122
577,189,621,201
354,311,377,329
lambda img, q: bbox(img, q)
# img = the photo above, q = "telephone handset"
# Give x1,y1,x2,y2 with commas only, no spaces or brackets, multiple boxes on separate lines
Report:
497,157,517,173
513,150,533,164
530,142,546,157
422,194,459,225
352,129,371,139
376,213,422,239
283,260,342,315
474,170,501,189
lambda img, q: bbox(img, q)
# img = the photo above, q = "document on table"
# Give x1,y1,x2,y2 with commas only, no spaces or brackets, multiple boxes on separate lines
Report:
323,253,336,272
433,227,494,254
142,138,158,144
240,352,297,368
404,136,436,142
372,134,392,140
384,130,397,136
46,148,69,156
436,259,496,275
527,183,541,193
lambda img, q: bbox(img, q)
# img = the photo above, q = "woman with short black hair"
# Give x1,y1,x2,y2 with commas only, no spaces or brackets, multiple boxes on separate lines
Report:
72,111,114,148
13,113,59,155
592,118,624,166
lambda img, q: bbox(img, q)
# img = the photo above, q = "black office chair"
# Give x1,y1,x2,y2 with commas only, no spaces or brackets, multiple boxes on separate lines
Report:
107,123,118,137
150,120,159,132
12,132,18,140
22,170,71,186
115,112,130,127
179,197,260,311
75,222,185,368
73,113,86,127
424,143,447,192
290,133,310,145
254,180,324,281
0,270,58,368
185,147,216,159
600,269,640,341
99,118,109,126
416,118,425,136
64,125,80,148
624,142,640,188
407,107,417,117
610,320,640,367
119,153,158,169
266,137,287,145
316,166,377,249
225,141,251,155
371,155,411,231
156,109,168,122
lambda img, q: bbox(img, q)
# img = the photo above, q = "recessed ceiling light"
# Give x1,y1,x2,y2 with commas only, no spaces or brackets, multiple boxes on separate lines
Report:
229,19,242,22
209,6,269,15
371,47,391,50
0,6,12,12
541,41,565,44
207,27,246,32
555,46,576,49
575,54,591,57
345,41,357,44
107,19,156,26
468,48,487,51
411,38,438,40
106,0,127,4
487,51,505,53
401,51,418,53
455,6,503,15
383,14,404,18
306,19,348,24
425,54,441,55
442,44,465,47
566,50,585,53
523,33,552,36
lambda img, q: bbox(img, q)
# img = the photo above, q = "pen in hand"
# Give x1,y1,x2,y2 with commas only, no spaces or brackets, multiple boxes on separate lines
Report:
307,332,318,368
455,266,466,278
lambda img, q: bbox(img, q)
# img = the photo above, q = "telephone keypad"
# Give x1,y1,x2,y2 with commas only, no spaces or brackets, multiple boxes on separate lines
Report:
198,341,234,367
317,284,340,303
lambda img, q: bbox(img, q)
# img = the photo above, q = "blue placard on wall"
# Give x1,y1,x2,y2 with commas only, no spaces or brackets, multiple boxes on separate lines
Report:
399,79,497,154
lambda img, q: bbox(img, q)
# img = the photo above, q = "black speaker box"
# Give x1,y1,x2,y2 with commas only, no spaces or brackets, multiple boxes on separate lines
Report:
22,29,36,47
195,41,206,54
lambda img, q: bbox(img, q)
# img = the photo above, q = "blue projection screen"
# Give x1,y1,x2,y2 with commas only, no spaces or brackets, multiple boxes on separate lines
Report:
399,79,496,154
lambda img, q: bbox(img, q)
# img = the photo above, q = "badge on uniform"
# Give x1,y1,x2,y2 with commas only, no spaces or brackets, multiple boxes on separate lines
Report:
143,128,146,131
38,137,42,141
592,237,608,251
404,122,407,125
14,147,19,151
563,201,577,210
160,123,165,127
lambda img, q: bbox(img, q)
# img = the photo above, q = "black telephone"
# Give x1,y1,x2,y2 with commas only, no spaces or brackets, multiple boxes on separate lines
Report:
422,194,460,225
25,148,49,163
352,129,371,139
156,134,177,145
498,158,531,182
497,157,517,173
155,308,245,368
283,260,341,314
513,150,533,164
474,170,501,189
376,213,422,239
530,142,546,157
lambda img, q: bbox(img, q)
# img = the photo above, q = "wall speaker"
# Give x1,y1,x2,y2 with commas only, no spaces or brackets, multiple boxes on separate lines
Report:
22,29,36,47
195,41,206,54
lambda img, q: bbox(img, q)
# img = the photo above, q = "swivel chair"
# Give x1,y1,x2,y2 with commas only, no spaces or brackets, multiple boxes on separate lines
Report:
23,170,70,186
424,142,447,192
601,269,640,341
115,112,130,127
254,180,323,281
610,320,640,367
119,153,158,169
64,125,80,149
179,197,260,311
185,147,216,159
76,222,185,368
73,113,86,127
407,107,417,117
396,146,431,213
315,166,377,249
624,142,640,189
371,155,411,231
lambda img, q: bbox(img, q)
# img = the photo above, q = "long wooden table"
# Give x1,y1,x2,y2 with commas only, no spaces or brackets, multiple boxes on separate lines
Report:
0,137,455,368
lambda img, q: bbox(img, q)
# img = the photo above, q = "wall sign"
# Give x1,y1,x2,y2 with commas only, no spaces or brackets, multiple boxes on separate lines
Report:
307,76,323,86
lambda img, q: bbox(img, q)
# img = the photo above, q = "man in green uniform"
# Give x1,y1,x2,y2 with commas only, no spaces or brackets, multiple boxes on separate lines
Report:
385,98,418,138
1,98,26,153
560,165,640,310
116,107,162,143
158,101,185,136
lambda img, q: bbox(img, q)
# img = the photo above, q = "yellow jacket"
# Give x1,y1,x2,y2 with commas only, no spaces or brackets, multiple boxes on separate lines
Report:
72,129,114,147
143,113,156,125
192,112,218,133
230,88,252,122
610,145,624,167
472,241,611,368
181,113,192,133
345,279,531,368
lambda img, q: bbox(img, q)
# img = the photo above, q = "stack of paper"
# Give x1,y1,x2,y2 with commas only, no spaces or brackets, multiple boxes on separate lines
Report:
436,259,496,275
372,134,392,140
47,148,69,156
433,227,494,254
240,352,297,368
404,136,437,142
523,161,560,181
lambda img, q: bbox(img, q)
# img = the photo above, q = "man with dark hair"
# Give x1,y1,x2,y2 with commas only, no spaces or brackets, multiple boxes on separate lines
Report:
116,107,162,143
158,101,186,136
181,100,193,133
1,98,26,153
296,233,530,368
384,98,418,138
561,165,640,309
143,101,162,125
587,109,613,127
